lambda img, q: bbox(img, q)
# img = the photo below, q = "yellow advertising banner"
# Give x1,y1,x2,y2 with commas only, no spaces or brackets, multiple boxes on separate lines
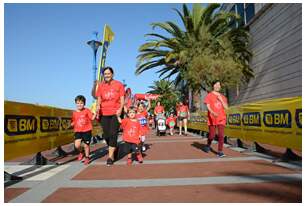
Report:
188,96,302,151
4,101,102,160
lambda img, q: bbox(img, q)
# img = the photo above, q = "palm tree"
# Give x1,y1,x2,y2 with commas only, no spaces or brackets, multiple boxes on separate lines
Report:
136,3,253,92
147,79,180,114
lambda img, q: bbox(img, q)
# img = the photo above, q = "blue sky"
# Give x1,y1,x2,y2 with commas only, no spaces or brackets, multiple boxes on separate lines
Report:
4,3,201,109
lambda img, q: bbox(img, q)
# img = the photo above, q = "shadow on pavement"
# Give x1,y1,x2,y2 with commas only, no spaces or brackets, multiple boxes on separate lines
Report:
191,141,218,154
89,146,109,163
215,170,302,203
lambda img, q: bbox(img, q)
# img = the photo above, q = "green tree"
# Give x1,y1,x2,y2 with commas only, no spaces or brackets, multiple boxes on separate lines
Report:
147,79,180,114
136,3,253,92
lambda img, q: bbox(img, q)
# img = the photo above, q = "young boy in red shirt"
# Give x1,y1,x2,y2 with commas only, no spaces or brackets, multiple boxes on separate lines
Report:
118,106,143,165
166,113,177,135
71,95,96,165
136,100,151,152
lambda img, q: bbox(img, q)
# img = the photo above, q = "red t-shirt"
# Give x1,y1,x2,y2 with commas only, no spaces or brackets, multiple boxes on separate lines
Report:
72,108,93,132
96,80,125,116
154,105,164,114
136,110,149,135
166,117,176,128
177,105,189,117
204,92,228,126
121,118,141,144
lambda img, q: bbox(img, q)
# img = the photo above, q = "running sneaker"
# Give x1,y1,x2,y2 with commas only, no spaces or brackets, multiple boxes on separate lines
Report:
83,157,90,165
106,158,113,166
217,152,226,158
127,158,132,165
77,152,84,161
137,153,143,163
203,145,211,153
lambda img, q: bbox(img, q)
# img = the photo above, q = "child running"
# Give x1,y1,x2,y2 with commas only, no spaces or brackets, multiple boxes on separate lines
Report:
117,106,143,165
166,113,177,135
71,95,96,165
136,100,151,152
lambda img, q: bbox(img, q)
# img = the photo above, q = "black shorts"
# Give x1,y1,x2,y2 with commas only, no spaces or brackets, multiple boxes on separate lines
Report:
125,142,140,153
178,116,187,121
75,131,92,145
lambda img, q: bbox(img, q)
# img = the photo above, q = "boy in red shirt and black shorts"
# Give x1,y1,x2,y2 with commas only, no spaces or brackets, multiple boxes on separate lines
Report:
71,95,96,165
118,106,143,165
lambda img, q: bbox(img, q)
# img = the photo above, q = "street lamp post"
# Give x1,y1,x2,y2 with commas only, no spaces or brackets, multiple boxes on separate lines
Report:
87,31,102,83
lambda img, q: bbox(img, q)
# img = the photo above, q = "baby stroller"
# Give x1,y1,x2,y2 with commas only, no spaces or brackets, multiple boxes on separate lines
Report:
156,113,166,136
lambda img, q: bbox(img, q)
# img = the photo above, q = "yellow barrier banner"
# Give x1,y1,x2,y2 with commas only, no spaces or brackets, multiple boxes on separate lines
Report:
188,96,302,151
4,101,102,160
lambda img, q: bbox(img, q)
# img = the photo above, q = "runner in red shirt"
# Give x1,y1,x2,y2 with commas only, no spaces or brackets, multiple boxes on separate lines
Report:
154,101,165,115
95,67,125,166
203,80,228,158
177,101,190,136
154,101,165,128
136,99,151,152
117,107,143,165
166,113,177,135
71,95,96,165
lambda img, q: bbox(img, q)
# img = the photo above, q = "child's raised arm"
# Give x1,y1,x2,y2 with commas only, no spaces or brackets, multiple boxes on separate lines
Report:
147,99,151,111
91,112,97,121
117,115,122,123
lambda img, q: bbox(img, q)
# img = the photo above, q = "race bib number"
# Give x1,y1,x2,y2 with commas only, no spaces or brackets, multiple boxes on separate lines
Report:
139,117,147,126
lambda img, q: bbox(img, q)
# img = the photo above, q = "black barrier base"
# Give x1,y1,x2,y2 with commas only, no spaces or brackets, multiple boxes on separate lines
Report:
4,171,23,181
237,139,245,148
254,142,268,153
51,146,68,157
21,152,58,165
278,148,302,162
224,136,228,144
235,139,257,153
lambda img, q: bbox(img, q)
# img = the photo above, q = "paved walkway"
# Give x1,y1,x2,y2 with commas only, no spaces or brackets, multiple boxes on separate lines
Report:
4,130,302,203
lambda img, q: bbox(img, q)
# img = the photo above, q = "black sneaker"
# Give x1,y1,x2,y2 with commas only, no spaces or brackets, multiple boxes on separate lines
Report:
217,152,226,158
106,158,113,166
203,145,211,153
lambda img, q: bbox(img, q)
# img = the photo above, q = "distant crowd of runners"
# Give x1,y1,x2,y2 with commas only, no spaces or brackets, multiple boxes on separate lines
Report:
71,66,228,166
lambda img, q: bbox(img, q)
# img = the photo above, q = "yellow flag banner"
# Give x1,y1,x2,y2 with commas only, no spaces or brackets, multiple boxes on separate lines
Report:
104,24,115,42
4,101,102,161
188,96,302,151
97,24,114,82
91,25,115,113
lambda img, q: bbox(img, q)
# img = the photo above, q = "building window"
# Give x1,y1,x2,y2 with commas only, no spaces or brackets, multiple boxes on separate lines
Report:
228,4,237,28
245,3,255,24
222,3,256,27
236,3,245,26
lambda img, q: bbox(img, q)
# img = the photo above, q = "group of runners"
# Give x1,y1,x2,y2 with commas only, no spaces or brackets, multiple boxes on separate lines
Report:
70,66,228,166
